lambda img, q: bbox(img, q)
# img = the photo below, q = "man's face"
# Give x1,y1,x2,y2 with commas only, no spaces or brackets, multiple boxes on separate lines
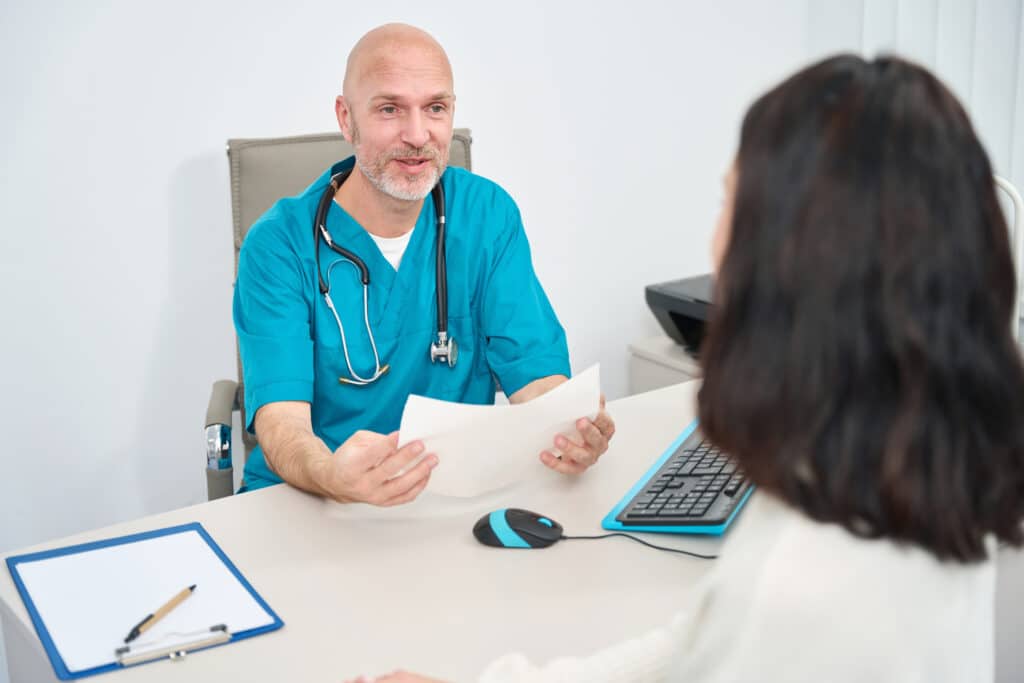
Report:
339,44,455,201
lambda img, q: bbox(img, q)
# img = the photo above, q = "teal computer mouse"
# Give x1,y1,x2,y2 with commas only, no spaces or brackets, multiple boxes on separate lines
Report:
473,508,564,549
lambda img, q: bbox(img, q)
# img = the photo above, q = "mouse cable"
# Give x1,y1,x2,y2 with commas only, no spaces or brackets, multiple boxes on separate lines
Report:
560,533,718,560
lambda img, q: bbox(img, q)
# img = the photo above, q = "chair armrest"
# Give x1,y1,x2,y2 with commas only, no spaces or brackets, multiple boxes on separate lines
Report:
205,380,239,500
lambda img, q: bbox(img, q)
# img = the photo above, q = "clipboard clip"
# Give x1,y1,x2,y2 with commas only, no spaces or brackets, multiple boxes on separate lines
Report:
114,624,231,666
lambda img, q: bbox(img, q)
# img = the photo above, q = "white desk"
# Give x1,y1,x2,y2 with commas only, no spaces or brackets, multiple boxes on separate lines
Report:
1,382,717,682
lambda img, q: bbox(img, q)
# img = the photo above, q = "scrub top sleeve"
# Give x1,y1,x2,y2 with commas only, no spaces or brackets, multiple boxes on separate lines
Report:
233,222,315,432
481,202,571,396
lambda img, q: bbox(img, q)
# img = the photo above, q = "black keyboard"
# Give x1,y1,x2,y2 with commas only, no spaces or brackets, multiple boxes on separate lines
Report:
615,432,752,527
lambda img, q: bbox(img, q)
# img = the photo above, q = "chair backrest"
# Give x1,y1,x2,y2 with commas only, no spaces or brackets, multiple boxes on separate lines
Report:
225,130,473,461
997,543,1024,683
227,130,473,273
994,176,1022,342
993,176,1024,683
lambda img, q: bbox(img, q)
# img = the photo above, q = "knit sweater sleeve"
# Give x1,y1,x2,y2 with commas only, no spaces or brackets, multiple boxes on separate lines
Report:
477,612,692,683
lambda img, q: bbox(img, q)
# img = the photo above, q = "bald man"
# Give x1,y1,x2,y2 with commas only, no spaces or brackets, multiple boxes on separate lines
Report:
233,24,615,505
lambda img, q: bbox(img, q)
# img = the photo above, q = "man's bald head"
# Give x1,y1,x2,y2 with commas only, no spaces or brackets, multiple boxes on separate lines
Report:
334,23,456,202
343,23,453,102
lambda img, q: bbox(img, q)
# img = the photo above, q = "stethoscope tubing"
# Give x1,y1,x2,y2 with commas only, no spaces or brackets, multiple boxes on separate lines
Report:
312,167,450,384
322,259,386,385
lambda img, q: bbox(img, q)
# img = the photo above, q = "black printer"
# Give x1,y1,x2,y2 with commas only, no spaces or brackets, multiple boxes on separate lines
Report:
645,274,714,356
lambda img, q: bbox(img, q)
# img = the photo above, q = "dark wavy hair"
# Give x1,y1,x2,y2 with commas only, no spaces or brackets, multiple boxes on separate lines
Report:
698,54,1024,563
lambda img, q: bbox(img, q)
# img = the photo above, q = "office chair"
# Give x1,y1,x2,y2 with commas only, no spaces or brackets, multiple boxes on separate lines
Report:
205,129,473,500
994,176,1023,342
994,174,1023,683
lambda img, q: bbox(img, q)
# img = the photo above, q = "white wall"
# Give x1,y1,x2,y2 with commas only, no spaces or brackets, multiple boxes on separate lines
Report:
0,0,811,552
1,1,1020,681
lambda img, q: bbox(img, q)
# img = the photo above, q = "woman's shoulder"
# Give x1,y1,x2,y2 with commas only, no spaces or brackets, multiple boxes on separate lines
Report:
716,491,995,634
732,494,995,601
682,493,996,680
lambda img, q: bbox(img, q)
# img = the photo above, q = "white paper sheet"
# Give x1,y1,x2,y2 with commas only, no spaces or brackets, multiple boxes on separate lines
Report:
397,364,601,497
15,529,276,673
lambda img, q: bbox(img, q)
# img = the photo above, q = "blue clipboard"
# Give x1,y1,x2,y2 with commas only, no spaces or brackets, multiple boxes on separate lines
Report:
5,522,284,680
602,419,755,535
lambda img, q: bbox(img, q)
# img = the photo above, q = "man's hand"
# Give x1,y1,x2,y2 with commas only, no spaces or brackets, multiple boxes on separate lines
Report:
317,431,438,506
346,671,448,683
254,402,436,506
540,394,616,475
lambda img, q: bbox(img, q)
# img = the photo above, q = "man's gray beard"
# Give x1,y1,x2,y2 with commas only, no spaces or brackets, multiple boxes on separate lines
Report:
356,154,440,201
351,121,445,201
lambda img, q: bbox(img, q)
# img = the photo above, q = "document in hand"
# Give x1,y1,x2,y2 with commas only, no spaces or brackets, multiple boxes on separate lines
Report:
398,364,601,497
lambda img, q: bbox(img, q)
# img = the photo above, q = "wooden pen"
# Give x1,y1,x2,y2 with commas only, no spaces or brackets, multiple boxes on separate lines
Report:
124,584,196,644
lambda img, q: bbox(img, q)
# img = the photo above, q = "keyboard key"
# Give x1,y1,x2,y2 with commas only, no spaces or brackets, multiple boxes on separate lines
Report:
626,511,661,519
724,477,747,496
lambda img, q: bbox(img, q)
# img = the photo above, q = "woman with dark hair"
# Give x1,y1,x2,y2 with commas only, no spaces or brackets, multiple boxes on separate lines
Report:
355,54,1024,683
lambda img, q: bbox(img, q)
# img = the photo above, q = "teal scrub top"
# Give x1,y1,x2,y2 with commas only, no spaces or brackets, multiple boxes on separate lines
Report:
233,157,571,489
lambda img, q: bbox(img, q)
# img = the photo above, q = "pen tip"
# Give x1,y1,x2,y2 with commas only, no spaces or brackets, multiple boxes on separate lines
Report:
189,584,197,591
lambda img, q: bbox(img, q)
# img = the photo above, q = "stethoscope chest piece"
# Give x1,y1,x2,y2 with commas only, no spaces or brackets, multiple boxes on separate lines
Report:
430,331,457,368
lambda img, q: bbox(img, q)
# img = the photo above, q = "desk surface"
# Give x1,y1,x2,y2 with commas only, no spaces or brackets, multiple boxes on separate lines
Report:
1,381,720,682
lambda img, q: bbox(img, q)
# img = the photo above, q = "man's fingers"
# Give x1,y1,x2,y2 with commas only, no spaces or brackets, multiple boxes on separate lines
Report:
380,468,433,506
575,418,608,453
562,443,597,467
343,431,401,471
372,439,427,483
540,450,587,474
554,432,598,467
377,453,437,502
593,411,615,440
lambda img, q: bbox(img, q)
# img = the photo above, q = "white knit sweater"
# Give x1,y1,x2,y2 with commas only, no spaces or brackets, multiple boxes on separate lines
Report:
480,492,995,682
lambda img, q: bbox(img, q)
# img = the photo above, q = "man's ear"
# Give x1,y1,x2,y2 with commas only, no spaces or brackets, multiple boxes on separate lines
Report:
336,96,354,143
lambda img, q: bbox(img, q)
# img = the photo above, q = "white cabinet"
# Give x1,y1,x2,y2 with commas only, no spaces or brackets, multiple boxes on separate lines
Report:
627,334,702,394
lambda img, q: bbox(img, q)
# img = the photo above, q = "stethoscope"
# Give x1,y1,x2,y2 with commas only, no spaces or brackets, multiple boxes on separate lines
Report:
313,168,457,386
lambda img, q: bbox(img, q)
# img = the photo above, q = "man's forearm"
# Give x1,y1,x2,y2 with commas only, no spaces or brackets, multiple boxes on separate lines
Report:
509,374,569,404
254,404,334,496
